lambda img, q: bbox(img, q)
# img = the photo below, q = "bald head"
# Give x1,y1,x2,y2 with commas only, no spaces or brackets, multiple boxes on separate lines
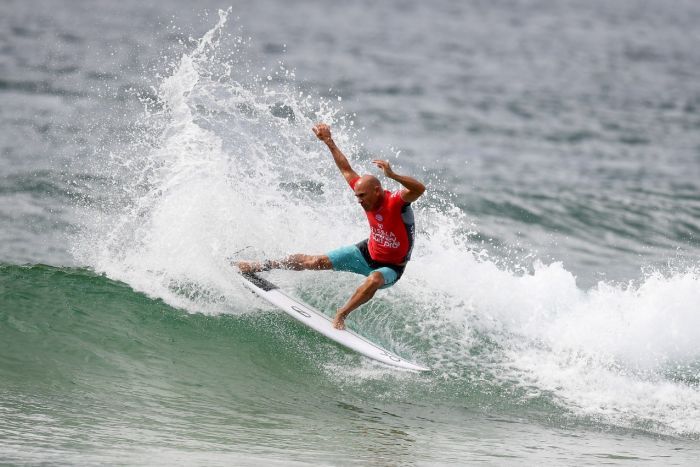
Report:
353,174,384,211
355,174,381,191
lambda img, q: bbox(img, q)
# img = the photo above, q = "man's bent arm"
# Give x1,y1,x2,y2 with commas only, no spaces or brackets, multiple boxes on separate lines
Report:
313,123,359,185
372,160,426,202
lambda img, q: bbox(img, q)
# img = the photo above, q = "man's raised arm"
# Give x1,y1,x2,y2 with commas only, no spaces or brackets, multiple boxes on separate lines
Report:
313,123,359,185
372,160,426,203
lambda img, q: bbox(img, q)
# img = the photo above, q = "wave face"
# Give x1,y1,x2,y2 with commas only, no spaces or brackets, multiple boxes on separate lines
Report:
2,264,699,465
3,2,700,464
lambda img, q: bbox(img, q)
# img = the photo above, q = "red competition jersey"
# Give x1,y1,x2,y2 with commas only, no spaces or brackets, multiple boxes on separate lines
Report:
350,177,415,264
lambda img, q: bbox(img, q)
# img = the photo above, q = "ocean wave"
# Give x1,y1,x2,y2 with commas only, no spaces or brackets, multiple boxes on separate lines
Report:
59,8,700,439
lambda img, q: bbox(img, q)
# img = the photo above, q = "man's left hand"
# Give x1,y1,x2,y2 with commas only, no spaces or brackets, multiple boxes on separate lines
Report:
372,159,395,178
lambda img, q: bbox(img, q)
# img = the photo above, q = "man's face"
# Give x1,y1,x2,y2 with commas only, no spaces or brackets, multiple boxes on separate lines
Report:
354,183,381,211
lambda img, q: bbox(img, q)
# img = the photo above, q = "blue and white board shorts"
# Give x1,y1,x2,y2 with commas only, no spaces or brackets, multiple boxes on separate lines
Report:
327,240,406,289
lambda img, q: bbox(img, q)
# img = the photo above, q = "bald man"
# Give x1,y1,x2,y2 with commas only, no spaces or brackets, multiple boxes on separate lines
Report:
236,123,425,330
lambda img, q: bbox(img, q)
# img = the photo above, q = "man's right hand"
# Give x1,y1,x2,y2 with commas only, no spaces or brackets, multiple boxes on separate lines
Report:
312,123,332,143
314,122,359,184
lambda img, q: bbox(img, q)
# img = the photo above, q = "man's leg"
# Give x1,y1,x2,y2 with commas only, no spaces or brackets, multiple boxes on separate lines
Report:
332,272,384,330
236,254,332,273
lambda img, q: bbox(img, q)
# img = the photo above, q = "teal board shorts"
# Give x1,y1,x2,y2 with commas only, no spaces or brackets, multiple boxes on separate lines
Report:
326,240,406,289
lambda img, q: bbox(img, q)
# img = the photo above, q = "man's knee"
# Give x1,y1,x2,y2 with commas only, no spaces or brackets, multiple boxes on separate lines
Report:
365,272,385,290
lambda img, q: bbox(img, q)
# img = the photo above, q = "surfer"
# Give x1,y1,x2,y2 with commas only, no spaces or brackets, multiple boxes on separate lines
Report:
236,123,425,330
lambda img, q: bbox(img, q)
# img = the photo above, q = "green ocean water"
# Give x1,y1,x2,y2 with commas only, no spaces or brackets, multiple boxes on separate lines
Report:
3,264,698,465
0,265,521,463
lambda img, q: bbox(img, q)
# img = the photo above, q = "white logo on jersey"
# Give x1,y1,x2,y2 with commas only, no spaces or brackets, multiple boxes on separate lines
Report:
371,226,400,249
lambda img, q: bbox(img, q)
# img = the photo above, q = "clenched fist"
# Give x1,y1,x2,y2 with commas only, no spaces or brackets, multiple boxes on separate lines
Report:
312,123,332,143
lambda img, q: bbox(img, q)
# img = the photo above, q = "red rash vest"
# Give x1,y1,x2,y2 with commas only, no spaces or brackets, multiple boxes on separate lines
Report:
349,177,415,265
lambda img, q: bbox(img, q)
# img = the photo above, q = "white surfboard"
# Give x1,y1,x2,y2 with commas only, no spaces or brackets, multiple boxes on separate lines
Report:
240,272,429,372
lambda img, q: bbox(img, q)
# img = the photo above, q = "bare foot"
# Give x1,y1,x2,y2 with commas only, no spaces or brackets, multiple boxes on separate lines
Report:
332,313,346,330
234,260,262,273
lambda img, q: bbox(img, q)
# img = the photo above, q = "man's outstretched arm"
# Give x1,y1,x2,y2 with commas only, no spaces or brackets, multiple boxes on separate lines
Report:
313,123,359,185
372,160,426,202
